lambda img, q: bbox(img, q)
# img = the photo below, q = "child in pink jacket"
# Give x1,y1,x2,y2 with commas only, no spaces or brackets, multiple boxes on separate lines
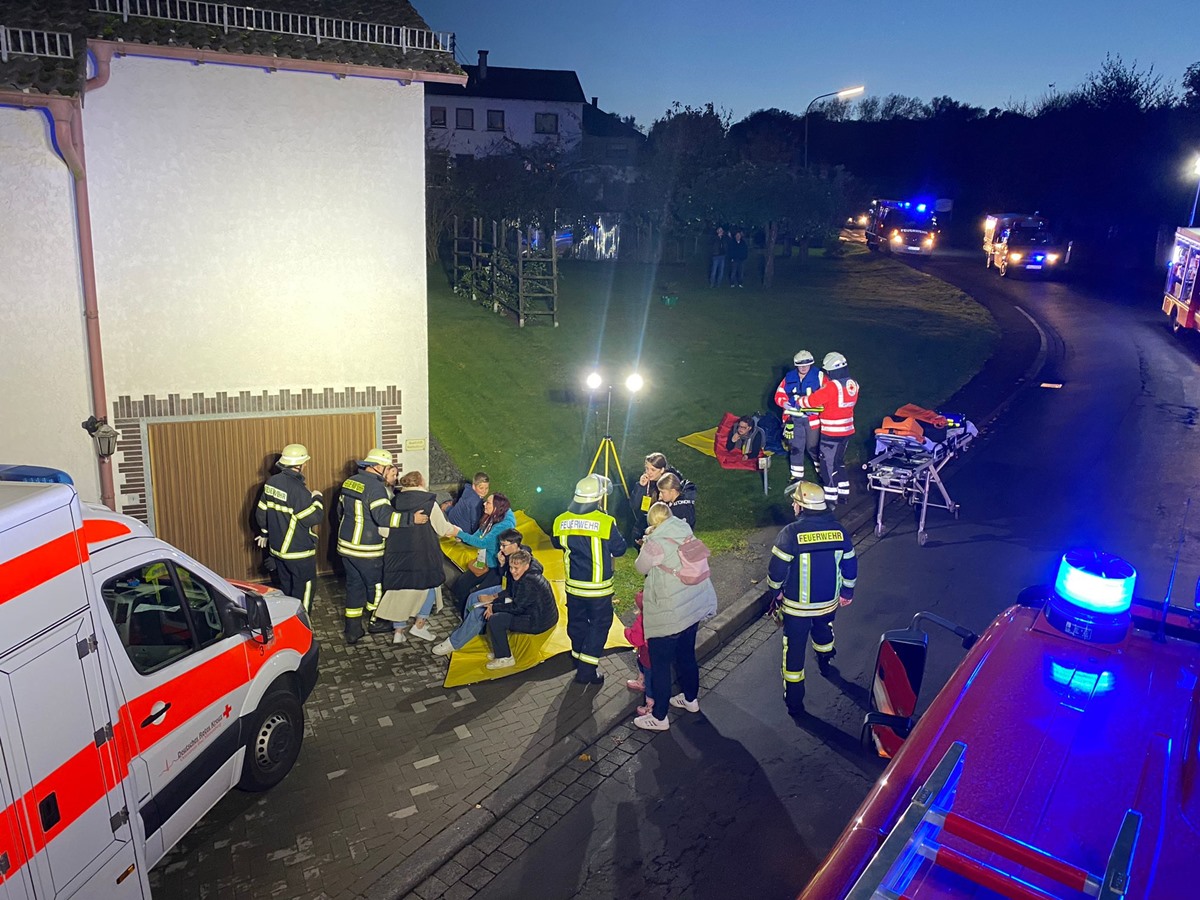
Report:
624,590,653,714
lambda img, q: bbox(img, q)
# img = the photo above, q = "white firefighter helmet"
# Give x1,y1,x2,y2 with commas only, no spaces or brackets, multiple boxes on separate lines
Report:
278,443,311,467
787,480,827,511
823,351,848,372
573,473,612,504
793,349,815,366
361,448,393,468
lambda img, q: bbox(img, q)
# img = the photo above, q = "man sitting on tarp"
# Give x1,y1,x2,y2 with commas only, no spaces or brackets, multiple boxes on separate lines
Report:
479,549,559,670
442,471,490,531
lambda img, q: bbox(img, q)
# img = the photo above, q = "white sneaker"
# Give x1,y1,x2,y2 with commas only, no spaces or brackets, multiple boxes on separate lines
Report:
392,629,407,645
669,693,700,713
633,713,669,731
431,639,453,657
485,656,516,670
409,623,438,642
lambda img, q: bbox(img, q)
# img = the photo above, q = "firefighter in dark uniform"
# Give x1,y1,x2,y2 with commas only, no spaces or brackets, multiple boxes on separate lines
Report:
766,481,856,718
552,474,627,685
337,448,397,644
255,443,324,612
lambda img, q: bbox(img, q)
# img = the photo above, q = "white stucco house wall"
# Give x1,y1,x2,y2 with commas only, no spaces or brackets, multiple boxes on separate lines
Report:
0,2,464,570
425,51,584,158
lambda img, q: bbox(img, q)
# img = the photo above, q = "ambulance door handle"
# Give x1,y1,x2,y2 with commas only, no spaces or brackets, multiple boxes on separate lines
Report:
141,702,171,727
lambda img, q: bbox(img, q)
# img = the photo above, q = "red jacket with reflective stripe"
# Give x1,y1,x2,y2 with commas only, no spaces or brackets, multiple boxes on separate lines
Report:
804,377,859,438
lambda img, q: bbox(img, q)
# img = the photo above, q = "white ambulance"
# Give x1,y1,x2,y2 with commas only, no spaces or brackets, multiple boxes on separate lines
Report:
0,467,319,898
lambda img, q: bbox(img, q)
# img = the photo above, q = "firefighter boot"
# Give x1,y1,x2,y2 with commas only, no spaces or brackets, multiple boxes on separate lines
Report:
345,615,366,645
817,649,837,677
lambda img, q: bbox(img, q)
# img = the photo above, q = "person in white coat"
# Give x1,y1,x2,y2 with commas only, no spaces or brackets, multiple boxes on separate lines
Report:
632,503,717,731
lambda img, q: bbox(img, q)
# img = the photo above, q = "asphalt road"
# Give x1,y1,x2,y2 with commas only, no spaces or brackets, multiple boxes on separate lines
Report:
476,249,1200,899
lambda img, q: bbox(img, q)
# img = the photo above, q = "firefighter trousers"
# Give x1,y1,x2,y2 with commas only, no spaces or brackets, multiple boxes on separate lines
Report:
276,556,316,613
818,436,850,505
566,593,613,680
788,423,821,480
782,611,836,714
343,556,383,637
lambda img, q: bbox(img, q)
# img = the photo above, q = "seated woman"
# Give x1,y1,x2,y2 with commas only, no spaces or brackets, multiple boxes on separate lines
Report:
448,493,515,615
482,549,559,670
432,529,541,656
655,472,695,529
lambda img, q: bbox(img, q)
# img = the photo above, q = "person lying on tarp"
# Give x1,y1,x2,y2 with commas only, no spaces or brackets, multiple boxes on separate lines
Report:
477,549,559,670
726,416,765,460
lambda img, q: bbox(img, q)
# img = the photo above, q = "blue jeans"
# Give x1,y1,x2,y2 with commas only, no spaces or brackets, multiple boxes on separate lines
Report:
709,255,726,287
394,588,437,631
448,603,489,649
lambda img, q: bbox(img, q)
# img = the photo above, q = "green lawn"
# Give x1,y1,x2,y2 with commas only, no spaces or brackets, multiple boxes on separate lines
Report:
428,246,997,607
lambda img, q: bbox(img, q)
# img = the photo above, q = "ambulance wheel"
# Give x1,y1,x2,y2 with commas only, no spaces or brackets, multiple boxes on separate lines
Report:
238,686,304,791
1171,314,1183,334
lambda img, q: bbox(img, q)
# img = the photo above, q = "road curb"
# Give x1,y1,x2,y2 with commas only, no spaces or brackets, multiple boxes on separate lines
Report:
377,265,1044,899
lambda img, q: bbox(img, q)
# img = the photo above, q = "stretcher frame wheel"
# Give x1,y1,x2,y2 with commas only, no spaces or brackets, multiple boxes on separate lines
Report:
918,531,928,547
875,523,884,537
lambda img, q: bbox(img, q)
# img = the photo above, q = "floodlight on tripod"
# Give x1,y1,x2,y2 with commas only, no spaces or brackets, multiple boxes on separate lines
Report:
584,369,642,510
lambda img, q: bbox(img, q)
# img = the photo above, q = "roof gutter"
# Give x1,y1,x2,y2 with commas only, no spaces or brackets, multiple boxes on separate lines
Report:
87,39,468,86
0,85,115,510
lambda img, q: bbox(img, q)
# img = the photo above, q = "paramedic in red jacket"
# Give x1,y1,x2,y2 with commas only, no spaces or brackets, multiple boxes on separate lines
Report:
774,350,825,481
801,351,859,506
766,481,856,718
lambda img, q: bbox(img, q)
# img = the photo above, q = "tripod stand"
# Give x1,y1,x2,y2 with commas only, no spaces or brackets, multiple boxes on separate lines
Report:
586,384,632,513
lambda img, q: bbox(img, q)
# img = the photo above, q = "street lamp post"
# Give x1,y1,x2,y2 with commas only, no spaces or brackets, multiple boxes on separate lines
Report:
804,85,865,171
1190,156,1200,228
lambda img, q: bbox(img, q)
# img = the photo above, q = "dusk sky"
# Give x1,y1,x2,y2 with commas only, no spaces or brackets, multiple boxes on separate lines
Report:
420,1,1199,129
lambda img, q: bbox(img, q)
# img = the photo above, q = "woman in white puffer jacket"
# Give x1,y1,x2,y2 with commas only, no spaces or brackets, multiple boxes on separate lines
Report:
632,502,717,731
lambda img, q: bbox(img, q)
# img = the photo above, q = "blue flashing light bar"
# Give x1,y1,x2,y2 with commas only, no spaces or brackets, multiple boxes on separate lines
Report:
916,203,927,213
0,465,74,485
1054,549,1135,615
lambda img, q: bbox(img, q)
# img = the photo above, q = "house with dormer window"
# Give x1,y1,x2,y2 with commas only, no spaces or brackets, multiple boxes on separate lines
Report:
0,0,464,579
425,50,585,158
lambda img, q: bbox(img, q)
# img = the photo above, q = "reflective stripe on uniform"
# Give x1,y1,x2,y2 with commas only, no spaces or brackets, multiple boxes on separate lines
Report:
771,545,795,563
366,582,381,612
782,637,805,682
782,597,839,616
337,538,384,558
577,652,600,665
345,607,365,618
565,579,615,597
812,632,835,653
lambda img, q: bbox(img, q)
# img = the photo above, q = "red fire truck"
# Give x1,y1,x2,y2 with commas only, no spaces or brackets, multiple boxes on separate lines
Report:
1162,227,1200,335
802,548,1195,899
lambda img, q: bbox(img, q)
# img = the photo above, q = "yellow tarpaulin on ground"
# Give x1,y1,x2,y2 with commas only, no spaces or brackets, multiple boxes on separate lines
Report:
676,426,720,458
439,510,630,688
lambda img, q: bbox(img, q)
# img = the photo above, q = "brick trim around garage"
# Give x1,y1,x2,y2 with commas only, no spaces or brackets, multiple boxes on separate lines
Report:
110,384,403,526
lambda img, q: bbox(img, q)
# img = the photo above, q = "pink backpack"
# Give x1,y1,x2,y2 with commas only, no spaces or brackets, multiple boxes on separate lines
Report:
660,536,712,585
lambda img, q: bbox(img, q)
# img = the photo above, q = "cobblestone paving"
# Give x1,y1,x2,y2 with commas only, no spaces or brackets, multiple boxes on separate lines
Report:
406,616,778,899
149,576,644,900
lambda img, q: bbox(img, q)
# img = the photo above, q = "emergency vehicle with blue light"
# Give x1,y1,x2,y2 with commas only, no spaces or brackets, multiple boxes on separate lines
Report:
802,547,1196,899
0,466,318,897
866,200,938,257
983,213,1068,277
1162,226,1200,335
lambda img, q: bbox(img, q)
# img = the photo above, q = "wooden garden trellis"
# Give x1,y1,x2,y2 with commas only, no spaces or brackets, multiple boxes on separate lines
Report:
451,215,558,327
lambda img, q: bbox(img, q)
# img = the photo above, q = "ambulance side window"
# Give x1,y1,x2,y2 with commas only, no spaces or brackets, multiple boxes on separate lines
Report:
101,563,196,674
174,565,225,649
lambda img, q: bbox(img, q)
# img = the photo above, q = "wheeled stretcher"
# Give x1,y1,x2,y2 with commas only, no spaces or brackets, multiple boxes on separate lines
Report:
863,410,978,546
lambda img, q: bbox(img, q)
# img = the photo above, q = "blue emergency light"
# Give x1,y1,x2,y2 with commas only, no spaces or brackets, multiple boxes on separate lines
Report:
1046,549,1135,643
0,465,74,485
916,203,927,213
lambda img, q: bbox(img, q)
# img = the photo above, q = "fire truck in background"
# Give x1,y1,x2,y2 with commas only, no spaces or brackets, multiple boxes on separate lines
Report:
983,213,1070,277
0,466,318,898
866,200,939,257
802,547,1197,899
1162,227,1200,335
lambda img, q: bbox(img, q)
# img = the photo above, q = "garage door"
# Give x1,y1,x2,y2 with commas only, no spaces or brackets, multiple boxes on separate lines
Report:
147,413,376,581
